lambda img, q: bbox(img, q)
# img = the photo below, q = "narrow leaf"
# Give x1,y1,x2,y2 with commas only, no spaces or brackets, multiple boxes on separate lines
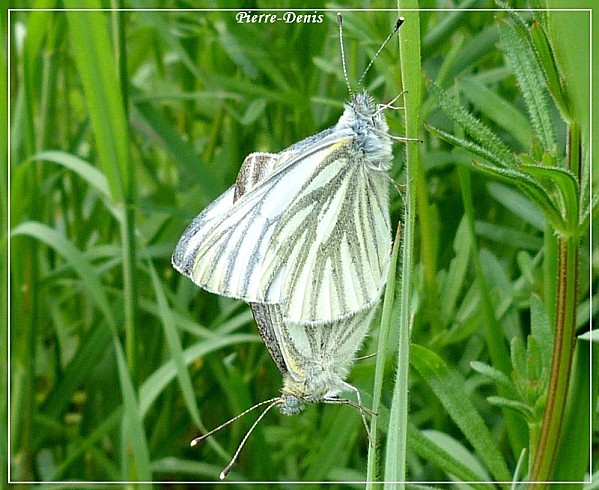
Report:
11,222,117,333
411,344,511,482
114,340,152,480
65,7,130,203
470,361,517,398
428,81,516,167
486,396,534,419
408,425,491,487
476,164,566,233
439,218,471,325
498,19,556,153
31,150,110,198
530,295,554,376
146,258,203,429
530,20,570,119
518,163,579,234
474,221,543,250
426,124,509,170
138,334,260,417
486,182,546,231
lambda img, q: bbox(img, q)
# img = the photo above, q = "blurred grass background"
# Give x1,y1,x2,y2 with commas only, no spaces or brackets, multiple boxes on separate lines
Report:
6,0,596,486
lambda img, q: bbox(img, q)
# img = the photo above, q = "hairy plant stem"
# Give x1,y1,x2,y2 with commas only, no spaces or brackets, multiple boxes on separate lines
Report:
529,123,581,487
381,2,421,487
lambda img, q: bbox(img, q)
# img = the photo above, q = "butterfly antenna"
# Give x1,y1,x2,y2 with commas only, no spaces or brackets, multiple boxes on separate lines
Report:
219,399,280,479
357,17,405,89
337,13,352,96
190,397,280,447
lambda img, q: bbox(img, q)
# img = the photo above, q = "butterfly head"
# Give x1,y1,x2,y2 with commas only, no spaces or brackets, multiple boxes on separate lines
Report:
278,372,347,416
278,393,305,416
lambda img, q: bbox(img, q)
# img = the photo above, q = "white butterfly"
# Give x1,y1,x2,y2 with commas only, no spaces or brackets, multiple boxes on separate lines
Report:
193,301,377,479
172,88,394,324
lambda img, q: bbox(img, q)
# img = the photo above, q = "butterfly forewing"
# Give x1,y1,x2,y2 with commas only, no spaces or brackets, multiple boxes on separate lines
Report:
173,129,390,324
172,141,336,301
260,141,391,323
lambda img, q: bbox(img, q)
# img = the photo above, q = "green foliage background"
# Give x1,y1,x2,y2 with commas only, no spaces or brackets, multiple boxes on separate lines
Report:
6,0,596,487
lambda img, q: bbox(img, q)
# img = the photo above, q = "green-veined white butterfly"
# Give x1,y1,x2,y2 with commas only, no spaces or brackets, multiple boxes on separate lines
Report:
193,302,378,479
172,13,407,479
172,19,405,325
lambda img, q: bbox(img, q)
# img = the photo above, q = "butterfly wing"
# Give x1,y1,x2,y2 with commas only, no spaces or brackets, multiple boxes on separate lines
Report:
277,305,377,385
172,132,349,303
260,141,391,324
173,132,391,324
249,302,288,375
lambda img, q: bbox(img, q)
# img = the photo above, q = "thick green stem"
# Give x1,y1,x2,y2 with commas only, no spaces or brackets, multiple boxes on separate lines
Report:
529,236,579,486
366,222,403,487
121,207,138,383
382,3,421,487
414,144,440,336
529,118,581,487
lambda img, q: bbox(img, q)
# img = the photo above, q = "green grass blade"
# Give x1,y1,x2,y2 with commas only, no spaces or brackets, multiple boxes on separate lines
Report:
383,2,421,486
145,257,203,428
474,221,544,250
11,222,117,333
421,0,479,58
114,340,152,481
411,344,512,483
65,5,138,381
131,92,224,201
30,150,110,198
407,424,492,488
138,334,260,417
38,322,112,423
459,167,529,454
438,218,471,327
1,6,7,486
366,222,402,485
486,182,546,231
63,8,129,203
49,408,122,480
304,408,361,482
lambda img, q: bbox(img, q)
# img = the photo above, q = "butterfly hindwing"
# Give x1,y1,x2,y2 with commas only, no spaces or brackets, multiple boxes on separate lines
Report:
278,306,377,383
249,302,288,375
